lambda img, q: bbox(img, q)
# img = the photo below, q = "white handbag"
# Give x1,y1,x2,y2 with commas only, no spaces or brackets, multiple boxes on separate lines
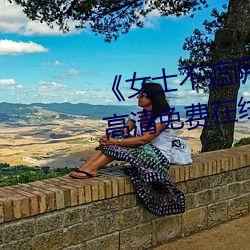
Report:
170,136,193,165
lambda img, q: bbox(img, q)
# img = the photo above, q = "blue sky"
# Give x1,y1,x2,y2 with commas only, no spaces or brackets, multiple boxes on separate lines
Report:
0,0,249,107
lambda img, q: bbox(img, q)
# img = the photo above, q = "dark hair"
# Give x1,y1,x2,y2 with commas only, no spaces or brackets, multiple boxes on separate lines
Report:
142,82,170,119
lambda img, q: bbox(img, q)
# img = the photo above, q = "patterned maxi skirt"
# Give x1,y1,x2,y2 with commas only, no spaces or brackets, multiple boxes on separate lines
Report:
97,142,185,216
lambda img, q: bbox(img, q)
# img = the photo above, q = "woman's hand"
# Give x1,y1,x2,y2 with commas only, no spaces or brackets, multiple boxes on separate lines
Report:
99,137,117,147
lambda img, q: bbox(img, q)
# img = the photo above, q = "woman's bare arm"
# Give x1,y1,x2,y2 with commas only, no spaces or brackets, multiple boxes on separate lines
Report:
101,122,167,147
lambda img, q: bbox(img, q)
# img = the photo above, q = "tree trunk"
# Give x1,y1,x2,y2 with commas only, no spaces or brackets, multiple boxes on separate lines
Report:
200,0,250,152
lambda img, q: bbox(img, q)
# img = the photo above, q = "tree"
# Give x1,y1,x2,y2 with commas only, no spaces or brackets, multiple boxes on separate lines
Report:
8,0,208,42
8,0,250,151
200,0,250,152
180,1,250,152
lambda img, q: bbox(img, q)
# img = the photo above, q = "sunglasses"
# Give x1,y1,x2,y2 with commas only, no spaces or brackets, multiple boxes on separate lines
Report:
138,92,148,98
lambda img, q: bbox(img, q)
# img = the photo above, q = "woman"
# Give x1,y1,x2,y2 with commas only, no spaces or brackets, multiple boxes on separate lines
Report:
69,82,185,215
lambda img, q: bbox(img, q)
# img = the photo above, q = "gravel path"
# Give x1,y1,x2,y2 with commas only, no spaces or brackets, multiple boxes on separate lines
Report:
151,214,250,250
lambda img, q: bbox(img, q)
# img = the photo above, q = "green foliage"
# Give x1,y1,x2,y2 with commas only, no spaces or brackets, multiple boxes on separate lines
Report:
8,0,208,42
0,164,78,187
179,5,228,92
234,137,250,147
179,4,250,93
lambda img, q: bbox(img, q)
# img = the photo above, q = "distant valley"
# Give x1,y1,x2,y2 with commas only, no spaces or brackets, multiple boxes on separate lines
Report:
0,102,249,167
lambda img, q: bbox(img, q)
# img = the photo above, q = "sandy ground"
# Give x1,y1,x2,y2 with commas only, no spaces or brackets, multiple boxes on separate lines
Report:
151,213,250,250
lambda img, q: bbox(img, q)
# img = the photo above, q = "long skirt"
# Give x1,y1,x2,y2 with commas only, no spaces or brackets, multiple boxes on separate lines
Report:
97,142,185,216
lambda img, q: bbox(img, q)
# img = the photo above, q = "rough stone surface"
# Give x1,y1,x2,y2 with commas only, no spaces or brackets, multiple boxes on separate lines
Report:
182,207,208,235
120,222,152,250
152,214,181,245
67,221,96,245
62,244,86,250
0,238,32,250
64,207,85,227
32,229,70,250
195,189,214,207
115,206,151,230
213,185,228,201
228,183,241,198
93,213,118,237
208,201,228,227
36,212,64,234
2,219,36,243
1,164,250,249
85,232,119,250
84,194,136,218
184,193,195,210
185,178,208,193
228,195,249,219
241,180,250,194
235,168,246,181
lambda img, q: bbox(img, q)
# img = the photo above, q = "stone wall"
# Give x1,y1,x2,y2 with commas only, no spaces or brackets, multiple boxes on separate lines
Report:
0,145,250,250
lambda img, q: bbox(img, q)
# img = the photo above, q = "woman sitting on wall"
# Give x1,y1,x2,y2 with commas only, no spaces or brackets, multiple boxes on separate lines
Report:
69,82,185,215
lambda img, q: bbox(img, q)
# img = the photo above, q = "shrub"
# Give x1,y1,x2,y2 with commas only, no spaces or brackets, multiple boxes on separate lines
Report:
0,165,78,187
234,137,250,147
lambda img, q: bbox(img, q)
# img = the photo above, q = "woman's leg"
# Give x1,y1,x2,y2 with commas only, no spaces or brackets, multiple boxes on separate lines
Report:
81,150,103,168
70,150,116,178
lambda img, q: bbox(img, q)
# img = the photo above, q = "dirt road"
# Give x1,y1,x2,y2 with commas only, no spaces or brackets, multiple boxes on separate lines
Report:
152,214,250,250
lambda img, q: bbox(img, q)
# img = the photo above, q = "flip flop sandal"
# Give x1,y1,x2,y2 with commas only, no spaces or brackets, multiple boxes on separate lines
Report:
69,169,100,179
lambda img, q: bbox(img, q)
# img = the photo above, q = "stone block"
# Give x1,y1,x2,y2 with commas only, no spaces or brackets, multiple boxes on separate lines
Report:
2,218,36,243
195,189,214,207
245,166,250,179
64,207,85,227
185,178,209,193
115,206,151,230
185,193,195,210
235,168,246,181
67,222,96,244
86,232,119,250
181,206,207,235
0,238,32,250
228,183,241,198
32,228,70,250
84,194,136,218
175,182,187,193
36,212,64,234
241,179,250,194
93,213,118,237
120,222,152,250
152,214,181,245
215,171,235,186
62,244,86,250
208,201,227,227
228,195,249,219
213,185,228,201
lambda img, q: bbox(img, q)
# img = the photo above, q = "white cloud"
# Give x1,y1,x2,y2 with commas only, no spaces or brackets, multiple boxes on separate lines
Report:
242,91,250,97
0,39,48,55
38,81,68,91
0,78,16,85
43,60,63,66
17,84,24,89
75,91,86,95
0,0,83,36
172,79,183,85
68,69,80,76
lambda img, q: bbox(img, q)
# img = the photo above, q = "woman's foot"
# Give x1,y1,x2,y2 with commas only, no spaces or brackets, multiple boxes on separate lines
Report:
69,168,99,179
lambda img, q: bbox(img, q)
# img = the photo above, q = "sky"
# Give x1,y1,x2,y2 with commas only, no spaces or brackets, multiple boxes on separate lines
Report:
0,0,249,107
